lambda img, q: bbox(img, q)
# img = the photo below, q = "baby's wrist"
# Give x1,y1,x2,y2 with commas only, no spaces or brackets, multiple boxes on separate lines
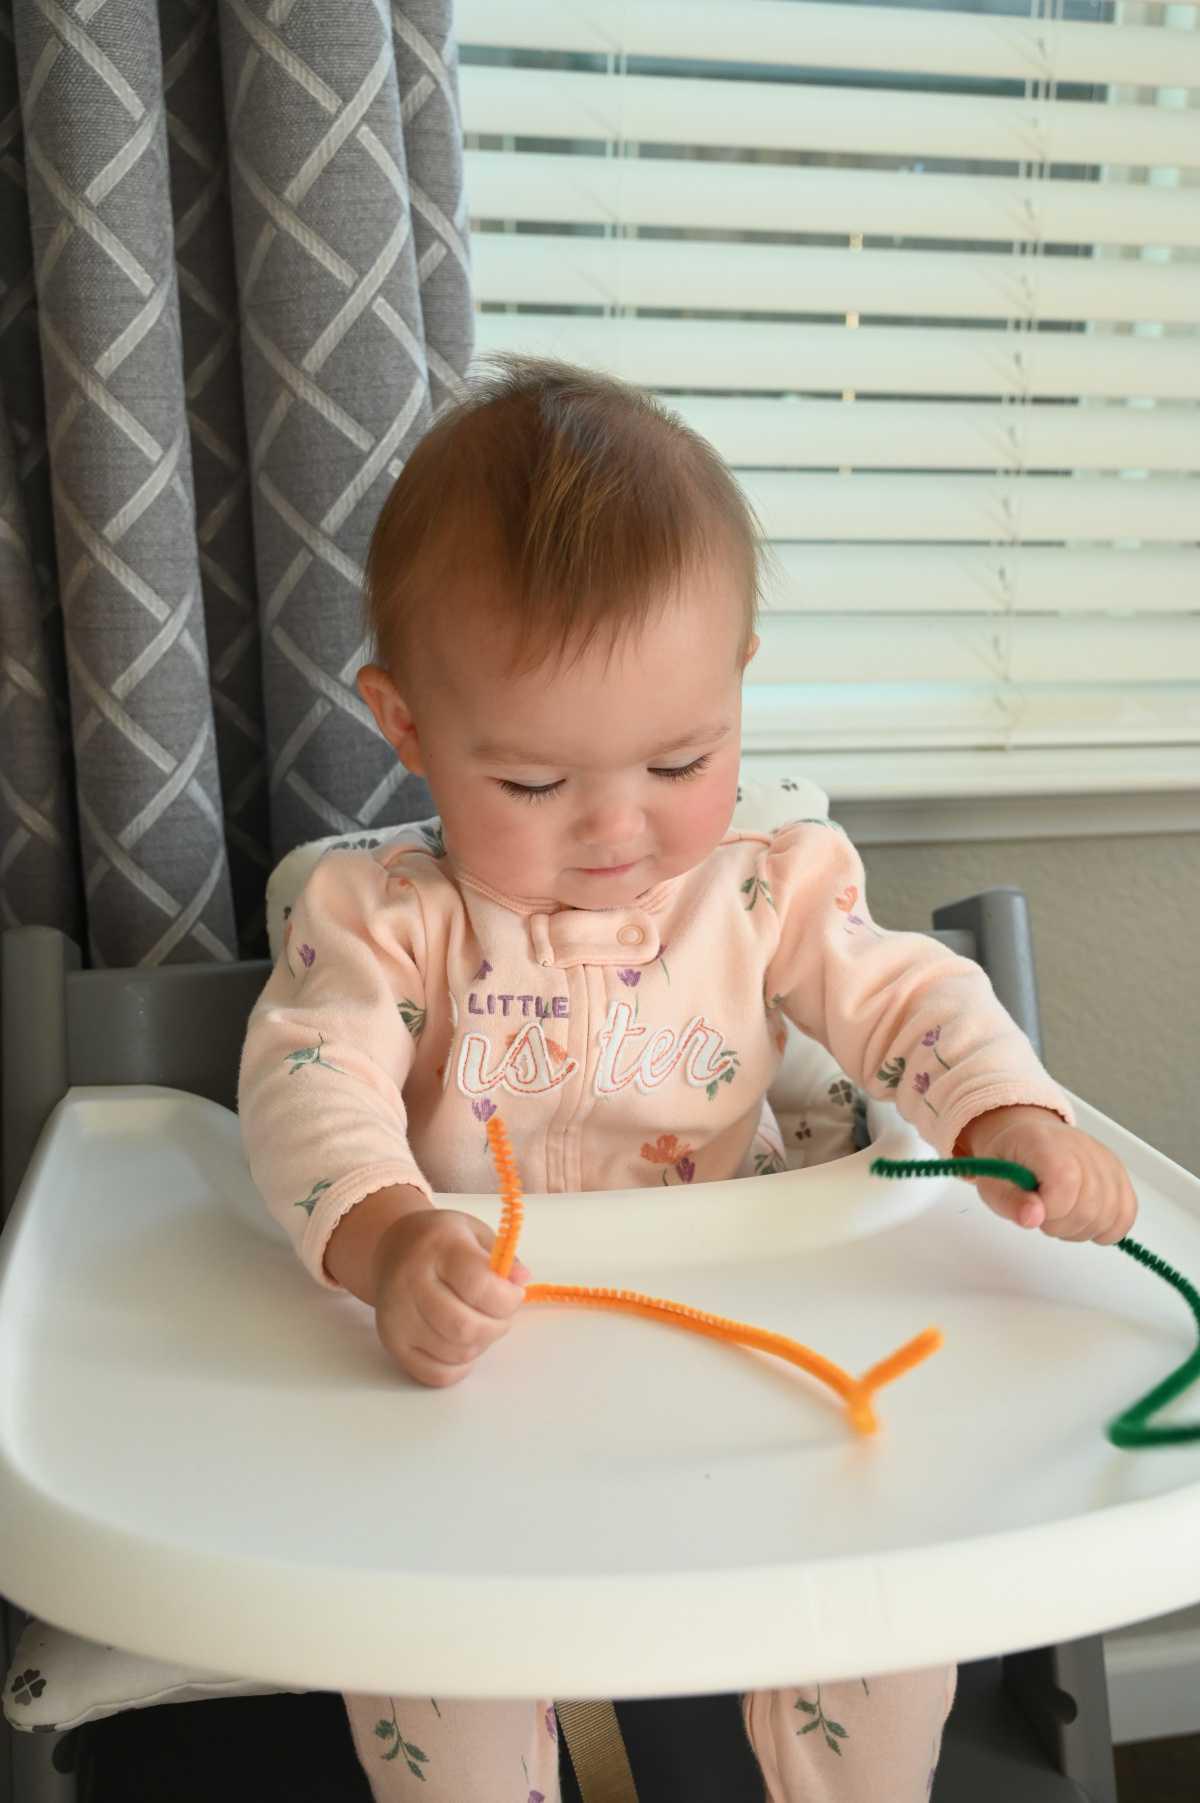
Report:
954,1104,1062,1159
324,1182,431,1302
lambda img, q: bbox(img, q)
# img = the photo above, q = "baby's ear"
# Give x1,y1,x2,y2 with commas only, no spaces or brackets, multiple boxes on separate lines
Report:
356,664,424,772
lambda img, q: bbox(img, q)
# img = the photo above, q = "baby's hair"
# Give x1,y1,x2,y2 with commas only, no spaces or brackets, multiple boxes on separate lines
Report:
364,356,762,680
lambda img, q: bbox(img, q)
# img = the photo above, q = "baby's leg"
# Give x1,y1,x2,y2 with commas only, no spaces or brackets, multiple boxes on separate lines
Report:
343,1691,560,1801
742,1665,956,1803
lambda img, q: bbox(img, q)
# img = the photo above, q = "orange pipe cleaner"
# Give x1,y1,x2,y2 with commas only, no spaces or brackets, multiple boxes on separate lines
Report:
484,1114,941,1436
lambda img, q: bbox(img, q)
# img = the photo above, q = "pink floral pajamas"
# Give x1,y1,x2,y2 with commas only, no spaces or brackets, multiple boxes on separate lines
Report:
343,1666,957,1801
242,818,1064,1803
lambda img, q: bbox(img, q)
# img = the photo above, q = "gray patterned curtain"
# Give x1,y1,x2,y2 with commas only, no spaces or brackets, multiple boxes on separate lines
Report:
0,0,471,966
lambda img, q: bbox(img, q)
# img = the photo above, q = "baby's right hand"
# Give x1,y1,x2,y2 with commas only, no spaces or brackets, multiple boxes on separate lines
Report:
371,1207,530,1387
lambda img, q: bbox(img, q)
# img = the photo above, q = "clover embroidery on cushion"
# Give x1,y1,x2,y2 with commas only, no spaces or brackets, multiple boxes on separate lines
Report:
9,1668,46,1708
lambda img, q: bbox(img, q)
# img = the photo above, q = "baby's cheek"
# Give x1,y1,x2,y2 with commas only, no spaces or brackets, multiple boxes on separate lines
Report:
443,795,531,883
684,774,739,848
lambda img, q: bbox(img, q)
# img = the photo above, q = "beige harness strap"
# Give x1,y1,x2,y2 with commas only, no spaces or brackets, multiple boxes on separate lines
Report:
554,1699,639,1803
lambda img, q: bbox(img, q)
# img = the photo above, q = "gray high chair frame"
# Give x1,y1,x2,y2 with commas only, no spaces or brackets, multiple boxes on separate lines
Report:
0,890,1119,1803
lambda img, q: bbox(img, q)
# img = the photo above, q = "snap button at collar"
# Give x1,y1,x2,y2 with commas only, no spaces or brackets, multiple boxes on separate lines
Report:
528,908,659,969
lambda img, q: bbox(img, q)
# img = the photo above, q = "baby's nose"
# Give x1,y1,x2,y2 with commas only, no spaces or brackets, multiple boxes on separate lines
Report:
577,795,645,850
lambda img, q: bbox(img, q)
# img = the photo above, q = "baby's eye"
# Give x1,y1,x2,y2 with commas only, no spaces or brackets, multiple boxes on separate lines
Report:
497,778,564,803
649,754,711,782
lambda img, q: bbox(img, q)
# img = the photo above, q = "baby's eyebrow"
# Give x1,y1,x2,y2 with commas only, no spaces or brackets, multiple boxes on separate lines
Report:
475,721,733,765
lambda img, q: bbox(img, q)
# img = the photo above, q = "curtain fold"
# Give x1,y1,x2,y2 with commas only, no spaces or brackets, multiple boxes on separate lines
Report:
0,0,471,966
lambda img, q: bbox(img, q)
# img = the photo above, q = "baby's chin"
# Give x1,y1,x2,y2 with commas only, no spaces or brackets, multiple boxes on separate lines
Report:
554,858,678,909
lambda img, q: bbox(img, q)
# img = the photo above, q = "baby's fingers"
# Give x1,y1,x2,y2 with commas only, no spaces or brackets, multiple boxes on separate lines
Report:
412,1284,514,1368
442,1216,531,1318
1030,1139,1124,1240
1074,1161,1138,1246
1026,1145,1136,1245
976,1177,1045,1231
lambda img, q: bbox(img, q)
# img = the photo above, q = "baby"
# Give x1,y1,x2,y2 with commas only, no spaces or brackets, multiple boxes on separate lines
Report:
239,358,1137,1803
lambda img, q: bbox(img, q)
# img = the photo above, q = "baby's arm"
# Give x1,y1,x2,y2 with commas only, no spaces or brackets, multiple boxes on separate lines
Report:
239,852,526,1382
238,852,432,1284
759,823,1135,1243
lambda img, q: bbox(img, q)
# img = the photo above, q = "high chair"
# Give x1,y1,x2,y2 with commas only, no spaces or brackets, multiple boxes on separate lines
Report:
0,787,1175,1803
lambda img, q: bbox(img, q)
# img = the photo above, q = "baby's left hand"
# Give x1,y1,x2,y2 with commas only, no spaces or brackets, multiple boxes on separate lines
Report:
958,1105,1137,1245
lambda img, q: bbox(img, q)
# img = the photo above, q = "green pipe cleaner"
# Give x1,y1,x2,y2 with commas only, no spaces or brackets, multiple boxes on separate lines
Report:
870,1156,1200,1450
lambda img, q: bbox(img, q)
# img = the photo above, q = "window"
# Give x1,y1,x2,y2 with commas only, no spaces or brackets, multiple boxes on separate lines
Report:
456,0,1199,802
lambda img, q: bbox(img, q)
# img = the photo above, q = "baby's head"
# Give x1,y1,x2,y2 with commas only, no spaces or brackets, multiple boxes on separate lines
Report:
358,357,760,909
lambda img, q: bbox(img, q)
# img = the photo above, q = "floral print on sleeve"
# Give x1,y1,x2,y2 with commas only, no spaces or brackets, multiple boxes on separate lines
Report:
285,1034,345,1075
294,1178,333,1216
741,874,775,912
835,884,884,938
281,908,314,976
911,1027,954,1115
880,1028,953,1114
397,998,426,1040
922,1025,951,1070
765,992,788,1053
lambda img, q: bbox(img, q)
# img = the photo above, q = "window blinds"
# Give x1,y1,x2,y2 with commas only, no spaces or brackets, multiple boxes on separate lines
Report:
455,0,1199,791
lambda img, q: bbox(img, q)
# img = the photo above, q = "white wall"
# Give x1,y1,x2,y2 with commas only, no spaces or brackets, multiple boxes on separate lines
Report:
856,832,1199,1177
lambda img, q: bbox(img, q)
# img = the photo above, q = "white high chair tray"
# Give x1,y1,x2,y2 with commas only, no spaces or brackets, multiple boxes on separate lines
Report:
3,1086,1200,1700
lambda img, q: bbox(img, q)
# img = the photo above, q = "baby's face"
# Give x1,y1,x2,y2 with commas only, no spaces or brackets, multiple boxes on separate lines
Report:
367,559,752,910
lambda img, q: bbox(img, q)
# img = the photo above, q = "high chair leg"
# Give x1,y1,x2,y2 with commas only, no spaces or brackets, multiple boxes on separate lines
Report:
10,1728,79,1803
1002,1638,1118,1803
